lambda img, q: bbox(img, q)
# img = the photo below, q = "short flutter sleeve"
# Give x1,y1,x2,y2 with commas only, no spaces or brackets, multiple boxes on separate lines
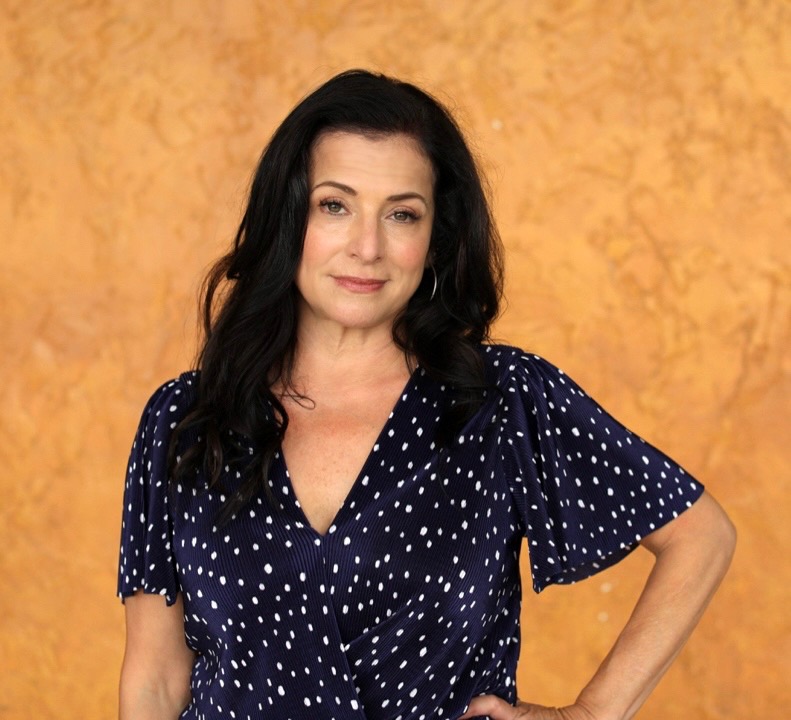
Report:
498,352,704,593
117,374,196,606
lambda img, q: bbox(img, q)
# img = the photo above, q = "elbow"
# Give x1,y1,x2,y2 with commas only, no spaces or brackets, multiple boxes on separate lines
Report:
699,496,737,580
657,491,737,578
715,508,737,569
119,663,192,720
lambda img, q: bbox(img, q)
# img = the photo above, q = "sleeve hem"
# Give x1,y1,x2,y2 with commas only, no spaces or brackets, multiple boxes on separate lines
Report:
118,586,179,607
530,481,706,593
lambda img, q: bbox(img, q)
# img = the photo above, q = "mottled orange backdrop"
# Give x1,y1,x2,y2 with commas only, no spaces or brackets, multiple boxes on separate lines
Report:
1,1,789,718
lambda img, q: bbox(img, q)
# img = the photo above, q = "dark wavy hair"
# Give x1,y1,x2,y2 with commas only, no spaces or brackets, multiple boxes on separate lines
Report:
169,69,504,520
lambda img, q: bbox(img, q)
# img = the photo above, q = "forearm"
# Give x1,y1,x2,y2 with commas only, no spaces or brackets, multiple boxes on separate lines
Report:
575,496,736,720
119,679,190,720
120,592,194,720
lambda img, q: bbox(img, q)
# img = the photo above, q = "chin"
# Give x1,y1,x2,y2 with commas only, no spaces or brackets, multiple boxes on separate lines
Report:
334,313,394,331
322,303,400,331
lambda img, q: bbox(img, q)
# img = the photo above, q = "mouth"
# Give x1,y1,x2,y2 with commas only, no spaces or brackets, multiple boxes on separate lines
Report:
333,276,387,293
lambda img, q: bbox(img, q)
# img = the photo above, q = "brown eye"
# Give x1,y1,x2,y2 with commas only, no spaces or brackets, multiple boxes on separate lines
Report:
319,199,345,214
392,209,418,223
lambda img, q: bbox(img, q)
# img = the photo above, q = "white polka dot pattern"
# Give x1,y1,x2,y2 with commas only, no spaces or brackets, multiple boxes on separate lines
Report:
118,345,704,719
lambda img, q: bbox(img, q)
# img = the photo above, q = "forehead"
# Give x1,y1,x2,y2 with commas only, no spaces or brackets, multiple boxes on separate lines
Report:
309,131,435,190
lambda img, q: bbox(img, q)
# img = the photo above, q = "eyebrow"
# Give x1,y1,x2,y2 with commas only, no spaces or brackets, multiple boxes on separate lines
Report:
312,180,429,205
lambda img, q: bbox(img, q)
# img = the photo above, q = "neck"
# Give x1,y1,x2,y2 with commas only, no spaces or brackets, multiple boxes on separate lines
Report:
288,322,411,396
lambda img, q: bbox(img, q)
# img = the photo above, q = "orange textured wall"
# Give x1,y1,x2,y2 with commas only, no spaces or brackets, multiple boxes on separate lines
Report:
1,1,789,718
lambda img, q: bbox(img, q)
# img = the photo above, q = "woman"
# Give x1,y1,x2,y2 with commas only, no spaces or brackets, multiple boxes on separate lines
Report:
118,70,736,720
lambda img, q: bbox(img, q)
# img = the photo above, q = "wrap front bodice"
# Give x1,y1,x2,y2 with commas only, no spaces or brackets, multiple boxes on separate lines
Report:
118,345,703,719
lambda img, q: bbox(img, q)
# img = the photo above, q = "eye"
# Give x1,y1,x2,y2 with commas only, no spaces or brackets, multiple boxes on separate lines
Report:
391,209,419,223
318,199,346,215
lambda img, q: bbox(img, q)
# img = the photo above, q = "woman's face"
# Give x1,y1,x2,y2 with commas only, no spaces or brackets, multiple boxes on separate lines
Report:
295,131,435,338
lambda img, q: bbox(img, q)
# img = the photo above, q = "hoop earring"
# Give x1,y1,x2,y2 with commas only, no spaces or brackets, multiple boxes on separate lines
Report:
429,265,438,301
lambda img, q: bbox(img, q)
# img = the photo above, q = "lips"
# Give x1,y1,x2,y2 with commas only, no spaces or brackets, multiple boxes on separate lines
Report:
333,276,387,293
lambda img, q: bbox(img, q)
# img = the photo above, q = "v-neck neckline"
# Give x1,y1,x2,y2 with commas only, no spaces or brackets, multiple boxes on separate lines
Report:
276,367,422,538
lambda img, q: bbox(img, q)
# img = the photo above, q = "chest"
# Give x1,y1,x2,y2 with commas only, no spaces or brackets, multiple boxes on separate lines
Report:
279,384,407,535
172,420,522,641
171,371,524,645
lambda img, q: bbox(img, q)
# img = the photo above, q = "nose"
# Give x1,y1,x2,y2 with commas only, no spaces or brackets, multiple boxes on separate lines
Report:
348,214,383,262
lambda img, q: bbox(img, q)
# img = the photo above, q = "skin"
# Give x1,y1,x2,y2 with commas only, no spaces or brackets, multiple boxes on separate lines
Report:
119,131,736,719
294,130,434,342
119,593,194,719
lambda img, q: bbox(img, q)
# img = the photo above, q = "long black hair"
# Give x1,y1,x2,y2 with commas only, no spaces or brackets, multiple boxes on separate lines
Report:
169,69,504,519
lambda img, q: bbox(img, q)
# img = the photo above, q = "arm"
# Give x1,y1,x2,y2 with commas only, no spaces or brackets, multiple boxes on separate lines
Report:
120,591,195,720
460,490,736,720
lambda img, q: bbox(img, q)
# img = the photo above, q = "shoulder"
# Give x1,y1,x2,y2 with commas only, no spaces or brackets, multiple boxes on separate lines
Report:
479,343,579,393
124,371,201,479
133,371,200,439
476,344,598,426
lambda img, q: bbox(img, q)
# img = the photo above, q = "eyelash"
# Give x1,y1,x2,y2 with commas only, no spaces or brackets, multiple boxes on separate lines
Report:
318,198,346,214
318,199,421,223
391,209,420,223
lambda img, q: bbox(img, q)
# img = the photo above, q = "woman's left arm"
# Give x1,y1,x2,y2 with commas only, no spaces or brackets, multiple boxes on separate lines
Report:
460,490,736,720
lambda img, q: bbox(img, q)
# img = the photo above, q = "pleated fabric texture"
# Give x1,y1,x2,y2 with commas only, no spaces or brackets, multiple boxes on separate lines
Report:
118,344,704,720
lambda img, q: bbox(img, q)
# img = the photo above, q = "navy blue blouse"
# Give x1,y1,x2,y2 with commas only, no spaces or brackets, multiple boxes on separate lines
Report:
118,345,704,720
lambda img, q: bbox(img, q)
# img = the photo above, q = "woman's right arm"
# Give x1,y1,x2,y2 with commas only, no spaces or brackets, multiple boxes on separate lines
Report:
119,591,195,720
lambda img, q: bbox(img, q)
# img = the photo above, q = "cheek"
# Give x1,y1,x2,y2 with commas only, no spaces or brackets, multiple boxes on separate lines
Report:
298,226,334,271
295,234,318,293
398,235,432,271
